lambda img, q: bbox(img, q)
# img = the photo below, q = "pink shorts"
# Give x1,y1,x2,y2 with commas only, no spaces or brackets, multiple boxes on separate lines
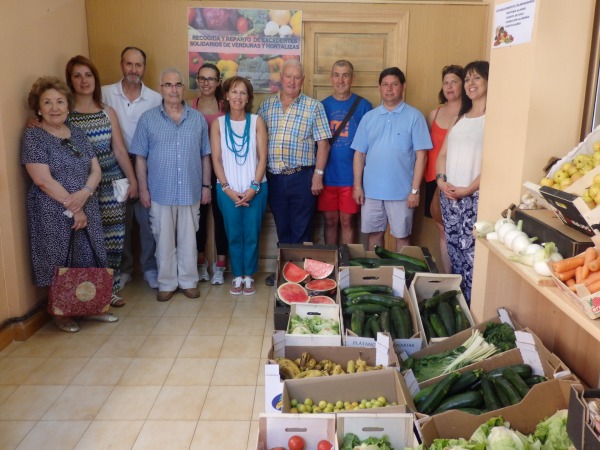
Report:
317,186,360,214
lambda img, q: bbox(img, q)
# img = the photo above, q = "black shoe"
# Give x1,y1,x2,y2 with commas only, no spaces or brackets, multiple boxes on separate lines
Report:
265,273,275,286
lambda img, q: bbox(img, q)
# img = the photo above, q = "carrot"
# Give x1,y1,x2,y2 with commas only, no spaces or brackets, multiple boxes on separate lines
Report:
581,247,598,279
586,279,600,294
555,268,577,282
552,255,585,273
575,266,584,284
566,278,577,292
584,270,600,287
589,256,600,272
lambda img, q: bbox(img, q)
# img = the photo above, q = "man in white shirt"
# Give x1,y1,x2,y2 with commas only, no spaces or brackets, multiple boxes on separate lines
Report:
102,46,162,289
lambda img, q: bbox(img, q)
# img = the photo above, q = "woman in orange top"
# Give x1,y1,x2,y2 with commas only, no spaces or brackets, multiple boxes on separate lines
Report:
425,65,464,273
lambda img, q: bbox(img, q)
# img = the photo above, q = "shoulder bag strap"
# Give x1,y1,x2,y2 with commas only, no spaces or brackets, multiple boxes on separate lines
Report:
329,95,363,146
64,227,103,268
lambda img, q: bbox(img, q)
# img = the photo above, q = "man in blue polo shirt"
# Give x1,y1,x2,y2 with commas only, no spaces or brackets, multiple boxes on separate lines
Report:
352,67,432,251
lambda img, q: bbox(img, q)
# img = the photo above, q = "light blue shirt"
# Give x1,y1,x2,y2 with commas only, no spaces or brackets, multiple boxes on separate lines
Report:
130,103,211,206
351,101,432,200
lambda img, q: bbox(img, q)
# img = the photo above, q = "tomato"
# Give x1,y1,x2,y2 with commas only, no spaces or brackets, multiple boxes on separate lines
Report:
317,440,333,450
236,16,249,33
288,435,305,450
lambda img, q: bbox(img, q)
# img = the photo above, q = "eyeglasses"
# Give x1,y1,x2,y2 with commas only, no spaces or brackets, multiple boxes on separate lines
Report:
197,76,218,84
61,138,82,158
161,82,184,89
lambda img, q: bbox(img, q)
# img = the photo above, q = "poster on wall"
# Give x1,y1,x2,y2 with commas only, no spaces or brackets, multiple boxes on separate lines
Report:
188,8,302,93
492,0,535,48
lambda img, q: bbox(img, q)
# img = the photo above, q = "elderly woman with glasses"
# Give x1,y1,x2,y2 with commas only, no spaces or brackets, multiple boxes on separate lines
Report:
187,62,229,286
22,76,115,333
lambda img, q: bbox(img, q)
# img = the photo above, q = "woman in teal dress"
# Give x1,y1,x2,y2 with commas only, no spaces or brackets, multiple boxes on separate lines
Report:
65,55,138,307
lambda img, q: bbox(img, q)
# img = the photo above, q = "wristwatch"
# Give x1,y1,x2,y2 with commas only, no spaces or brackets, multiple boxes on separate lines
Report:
250,180,261,193
202,184,212,189
315,169,324,175
411,188,419,195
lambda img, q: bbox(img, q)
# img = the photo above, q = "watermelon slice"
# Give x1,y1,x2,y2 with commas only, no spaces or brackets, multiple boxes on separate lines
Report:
308,295,335,304
282,261,310,283
305,278,337,295
277,282,309,305
304,258,334,279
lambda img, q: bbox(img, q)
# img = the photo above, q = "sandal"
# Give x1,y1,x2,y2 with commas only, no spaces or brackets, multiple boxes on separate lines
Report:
110,293,126,308
230,276,243,295
78,313,119,323
54,316,80,333
243,277,256,296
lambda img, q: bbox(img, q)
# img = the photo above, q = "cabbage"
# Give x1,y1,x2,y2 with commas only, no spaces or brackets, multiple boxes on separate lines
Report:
486,427,525,450
428,438,484,450
290,324,311,334
533,410,575,450
470,417,508,443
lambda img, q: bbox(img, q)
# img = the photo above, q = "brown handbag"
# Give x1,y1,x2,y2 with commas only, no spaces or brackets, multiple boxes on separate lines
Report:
48,228,113,317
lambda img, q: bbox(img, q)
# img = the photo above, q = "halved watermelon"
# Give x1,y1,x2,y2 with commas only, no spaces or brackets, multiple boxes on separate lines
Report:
305,278,337,295
282,261,310,283
304,258,334,279
308,295,335,304
277,282,309,305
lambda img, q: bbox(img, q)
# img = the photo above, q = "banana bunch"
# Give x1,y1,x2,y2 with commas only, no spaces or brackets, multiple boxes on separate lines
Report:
276,352,383,380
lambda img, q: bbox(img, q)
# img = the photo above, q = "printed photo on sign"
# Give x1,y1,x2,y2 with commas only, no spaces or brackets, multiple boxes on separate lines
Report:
492,0,535,48
188,8,302,93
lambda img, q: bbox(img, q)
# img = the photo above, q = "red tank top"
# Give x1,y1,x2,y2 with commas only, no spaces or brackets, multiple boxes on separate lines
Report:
425,107,449,182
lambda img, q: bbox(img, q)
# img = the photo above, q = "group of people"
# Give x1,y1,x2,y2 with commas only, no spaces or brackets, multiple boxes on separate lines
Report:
21,44,488,333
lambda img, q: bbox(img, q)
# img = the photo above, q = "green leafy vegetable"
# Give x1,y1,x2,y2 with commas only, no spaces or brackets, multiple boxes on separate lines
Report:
341,432,395,450
288,314,339,335
483,322,517,352
533,410,575,450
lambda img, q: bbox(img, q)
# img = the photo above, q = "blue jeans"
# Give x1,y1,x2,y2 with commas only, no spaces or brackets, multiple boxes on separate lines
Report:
133,200,158,272
217,183,268,277
267,168,316,244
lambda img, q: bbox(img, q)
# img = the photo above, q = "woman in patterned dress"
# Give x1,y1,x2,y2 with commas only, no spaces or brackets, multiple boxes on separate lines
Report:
22,76,118,332
65,55,138,307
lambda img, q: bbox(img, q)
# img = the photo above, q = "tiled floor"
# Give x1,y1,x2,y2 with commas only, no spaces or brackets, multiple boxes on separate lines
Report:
0,274,275,449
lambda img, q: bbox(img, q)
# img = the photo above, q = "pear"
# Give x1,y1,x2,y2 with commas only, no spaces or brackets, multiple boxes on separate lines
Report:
553,169,569,183
570,172,583,182
560,178,573,189
575,154,592,165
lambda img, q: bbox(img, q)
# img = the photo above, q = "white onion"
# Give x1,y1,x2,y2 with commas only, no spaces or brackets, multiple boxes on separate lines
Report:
504,230,526,249
534,261,553,276
495,218,515,232
511,234,531,254
498,223,517,242
524,243,544,255
486,232,499,241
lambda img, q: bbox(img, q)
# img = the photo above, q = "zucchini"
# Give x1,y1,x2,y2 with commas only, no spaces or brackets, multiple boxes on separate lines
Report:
417,371,461,415
422,311,437,340
524,375,547,387
503,367,530,398
429,313,448,337
342,285,393,295
433,390,484,414
437,301,456,336
480,375,501,411
454,304,469,333
493,376,522,406
350,309,366,337
369,314,382,336
346,293,405,308
348,260,364,266
422,290,461,310
379,310,391,334
344,291,373,302
348,258,380,268
374,245,429,271
448,369,483,395
363,315,376,338
456,408,484,415
413,384,436,406
492,377,511,408
486,364,532,380
343,304,390,315
391,305,413,339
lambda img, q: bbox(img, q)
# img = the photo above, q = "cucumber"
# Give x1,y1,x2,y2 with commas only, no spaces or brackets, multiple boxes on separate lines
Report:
493,376,522,406
524,375,547,387
486,364,532,380
344,291,373,303
448,369,483,395
350,309,366,337
429,313,448,337
480,375,501,411
422,290,461,310
417,371,461,414
503,367,530,398
343,304,390,315
433,390,484,414
379,310,391,334
342,285,393,295
363,315,376,338
391,305,413,339
437,301,456,336
374,245,429,271
422,311,437,340
346,294,405,308
454,304,469,332
370,314,382,336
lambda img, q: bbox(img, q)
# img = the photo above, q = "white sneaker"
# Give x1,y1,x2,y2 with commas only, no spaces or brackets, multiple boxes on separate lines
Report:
211,263,225,285
198,262,209,282
230,276,243,295
243,277,256,296
119,273,132,290
143,270,159,289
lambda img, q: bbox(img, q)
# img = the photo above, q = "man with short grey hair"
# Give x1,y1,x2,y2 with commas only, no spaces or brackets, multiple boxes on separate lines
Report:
130,68,211,302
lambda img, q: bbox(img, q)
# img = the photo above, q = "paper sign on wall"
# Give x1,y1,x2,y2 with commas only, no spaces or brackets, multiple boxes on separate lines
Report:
492,0,536,49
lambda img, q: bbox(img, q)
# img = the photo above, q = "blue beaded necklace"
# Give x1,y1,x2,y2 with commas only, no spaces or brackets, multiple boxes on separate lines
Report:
224,113,251,165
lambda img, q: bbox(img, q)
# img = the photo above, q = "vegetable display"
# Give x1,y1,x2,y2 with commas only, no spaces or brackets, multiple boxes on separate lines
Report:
418,290,470,339
550,247,600,293
348,246,430,284
342,432,396,450
288,314,339,336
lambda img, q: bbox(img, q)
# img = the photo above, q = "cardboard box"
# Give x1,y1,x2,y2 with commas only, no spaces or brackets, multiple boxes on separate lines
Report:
539,185,600,236
285,303,342,347
338,244,439,278
418,379,576,446
265,331,400,414
567,384,600,450
551,267,600,320
274,244,339,330
514,208,595,258
255,413,337,450
280,368,412,414
338,266,425,355
336,413,415,450
408,273,474,345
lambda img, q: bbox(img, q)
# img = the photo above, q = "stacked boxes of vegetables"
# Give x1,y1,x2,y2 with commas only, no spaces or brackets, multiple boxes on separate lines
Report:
409,273,474,343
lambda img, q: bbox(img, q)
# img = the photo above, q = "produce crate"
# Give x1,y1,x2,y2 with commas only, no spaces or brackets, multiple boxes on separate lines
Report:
551,264,600,320
264,331,399,413
273,244,339,330
255,413,337,450
567,384,600,450
336,413,415,450
514,208,595,258
338,266,425,356
408,273,473,345
285,303,342,347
